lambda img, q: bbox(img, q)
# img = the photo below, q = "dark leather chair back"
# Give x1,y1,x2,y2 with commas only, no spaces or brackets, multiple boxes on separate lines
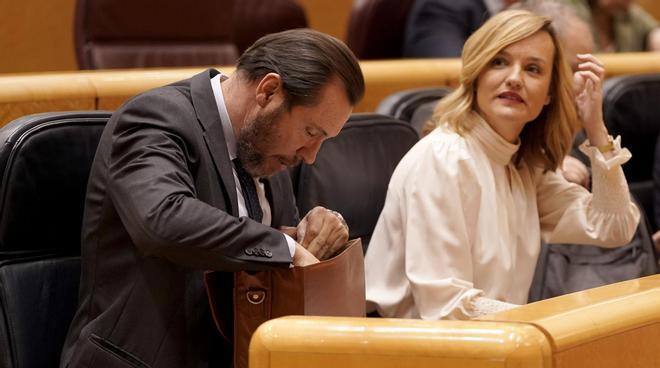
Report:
0,255,81,368
75,0,308,69
75,0,238,69
603,74,660,226
233,0,308,55
0,112,110,368
603,74,660,183
376,87,452,135
346,0,415,59
292,114,418,251
0,112,109,257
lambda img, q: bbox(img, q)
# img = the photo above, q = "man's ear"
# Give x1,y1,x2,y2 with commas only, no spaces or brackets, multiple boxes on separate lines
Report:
255,73,282,107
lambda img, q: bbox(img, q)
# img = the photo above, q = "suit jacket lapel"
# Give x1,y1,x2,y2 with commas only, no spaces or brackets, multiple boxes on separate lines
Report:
190,68,239,216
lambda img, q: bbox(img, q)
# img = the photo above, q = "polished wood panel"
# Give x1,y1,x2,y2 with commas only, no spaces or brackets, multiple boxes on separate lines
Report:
0,53,659,125
0,0,77,73
638,0,660,20
249,276,660,368
250,316,552,368
481,275,660,368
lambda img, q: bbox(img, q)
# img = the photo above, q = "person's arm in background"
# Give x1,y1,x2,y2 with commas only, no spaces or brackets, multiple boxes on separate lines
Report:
647,27,660,51
652,133,660,251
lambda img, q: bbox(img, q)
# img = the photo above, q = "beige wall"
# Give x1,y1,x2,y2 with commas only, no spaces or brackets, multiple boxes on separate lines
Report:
0,0,77,73
297,0,353,41
638,0,660,20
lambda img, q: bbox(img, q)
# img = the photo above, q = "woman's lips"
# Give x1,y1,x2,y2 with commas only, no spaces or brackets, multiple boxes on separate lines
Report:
497,91,525,104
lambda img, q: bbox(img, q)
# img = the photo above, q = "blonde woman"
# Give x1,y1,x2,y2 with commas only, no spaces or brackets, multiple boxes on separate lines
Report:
365,9,640,320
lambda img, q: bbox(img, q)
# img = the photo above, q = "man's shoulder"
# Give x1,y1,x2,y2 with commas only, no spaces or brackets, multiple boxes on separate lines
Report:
136,79,193,105
117,81,194,119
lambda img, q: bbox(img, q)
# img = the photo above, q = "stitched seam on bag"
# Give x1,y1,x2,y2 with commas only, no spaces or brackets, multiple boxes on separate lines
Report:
89,333,151,368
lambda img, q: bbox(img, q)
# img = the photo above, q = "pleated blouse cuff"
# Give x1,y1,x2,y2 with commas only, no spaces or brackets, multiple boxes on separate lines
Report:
578,135,631,171
470,297,519,317
579,135,633,212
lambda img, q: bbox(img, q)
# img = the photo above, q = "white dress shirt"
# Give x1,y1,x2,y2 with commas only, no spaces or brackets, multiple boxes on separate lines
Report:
210,74,295,256
365,112,640,320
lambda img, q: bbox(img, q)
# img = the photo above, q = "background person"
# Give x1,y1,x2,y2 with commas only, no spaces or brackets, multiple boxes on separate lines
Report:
403,0,520,58
557,0,660,52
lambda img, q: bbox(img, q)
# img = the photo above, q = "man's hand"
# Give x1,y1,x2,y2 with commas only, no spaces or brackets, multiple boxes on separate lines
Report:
297,206,349,260
559,156,590,188
292,243,320,266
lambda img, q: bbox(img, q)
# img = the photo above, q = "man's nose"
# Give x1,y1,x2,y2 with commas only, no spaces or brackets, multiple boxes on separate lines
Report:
297,139,323,164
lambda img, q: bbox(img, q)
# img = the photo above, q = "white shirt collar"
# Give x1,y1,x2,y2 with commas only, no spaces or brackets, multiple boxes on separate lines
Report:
210,73,238,161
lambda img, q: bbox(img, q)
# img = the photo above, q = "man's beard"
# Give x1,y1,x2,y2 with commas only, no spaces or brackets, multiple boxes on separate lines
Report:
236,105,298,178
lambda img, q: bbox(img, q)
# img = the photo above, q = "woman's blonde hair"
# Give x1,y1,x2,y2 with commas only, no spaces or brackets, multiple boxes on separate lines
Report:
429,9,579,170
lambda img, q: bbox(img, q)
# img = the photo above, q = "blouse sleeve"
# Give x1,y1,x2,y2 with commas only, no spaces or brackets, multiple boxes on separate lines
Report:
398,140,494,320
537,136,640,246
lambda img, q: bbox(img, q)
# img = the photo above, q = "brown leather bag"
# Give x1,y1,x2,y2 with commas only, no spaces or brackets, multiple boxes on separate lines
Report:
204,238,365,368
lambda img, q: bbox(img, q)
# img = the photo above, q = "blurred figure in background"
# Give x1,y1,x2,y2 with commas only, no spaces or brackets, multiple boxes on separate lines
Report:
403,0,520,58
556,0,660,52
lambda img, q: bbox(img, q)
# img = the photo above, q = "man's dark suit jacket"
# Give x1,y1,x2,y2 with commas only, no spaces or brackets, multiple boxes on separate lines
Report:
60,69,298,368
403,0,491,58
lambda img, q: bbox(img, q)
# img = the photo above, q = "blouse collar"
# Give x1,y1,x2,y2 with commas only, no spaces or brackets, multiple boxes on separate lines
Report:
467,112,520,166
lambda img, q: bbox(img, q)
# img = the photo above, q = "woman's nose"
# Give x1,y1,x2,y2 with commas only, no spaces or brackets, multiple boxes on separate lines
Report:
505,67,523,89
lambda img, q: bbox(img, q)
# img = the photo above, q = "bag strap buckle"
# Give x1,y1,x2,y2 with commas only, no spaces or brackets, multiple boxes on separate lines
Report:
247,290,266,305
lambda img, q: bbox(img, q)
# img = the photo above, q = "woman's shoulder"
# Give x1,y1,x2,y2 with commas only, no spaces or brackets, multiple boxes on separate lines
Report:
421,125,476,162
391,125,479,185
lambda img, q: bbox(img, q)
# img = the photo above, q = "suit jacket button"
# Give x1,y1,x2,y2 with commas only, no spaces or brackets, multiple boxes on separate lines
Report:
265,250,272,258
245,248,253,256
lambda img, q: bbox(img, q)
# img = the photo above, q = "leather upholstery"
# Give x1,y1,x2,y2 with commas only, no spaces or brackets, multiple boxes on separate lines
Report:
233,0,308,55
603,74,660,183
0,112,109,257
75,0,238,69
603,74,660,225
0,256,81,368
346,0,416,59
0,111,110,368
75,0,307,69
376,87,452,134
292,114,418,251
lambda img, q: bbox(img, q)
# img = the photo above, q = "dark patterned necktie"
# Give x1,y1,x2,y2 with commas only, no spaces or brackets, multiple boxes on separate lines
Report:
233,158,263,223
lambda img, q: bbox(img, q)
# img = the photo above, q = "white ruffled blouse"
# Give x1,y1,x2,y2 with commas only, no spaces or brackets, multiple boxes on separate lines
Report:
365,113,640,320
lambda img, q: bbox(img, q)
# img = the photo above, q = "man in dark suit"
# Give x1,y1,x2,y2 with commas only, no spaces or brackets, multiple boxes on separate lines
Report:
60,29,364,368
403,0,518,57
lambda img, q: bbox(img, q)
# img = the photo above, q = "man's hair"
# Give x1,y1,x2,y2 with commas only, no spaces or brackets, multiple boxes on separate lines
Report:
236,28,365,108
429,9,579,171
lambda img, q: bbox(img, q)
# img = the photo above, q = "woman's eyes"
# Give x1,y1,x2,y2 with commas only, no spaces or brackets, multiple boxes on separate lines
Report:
526,64,541,74
491,57,507,67
490,57,542,74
